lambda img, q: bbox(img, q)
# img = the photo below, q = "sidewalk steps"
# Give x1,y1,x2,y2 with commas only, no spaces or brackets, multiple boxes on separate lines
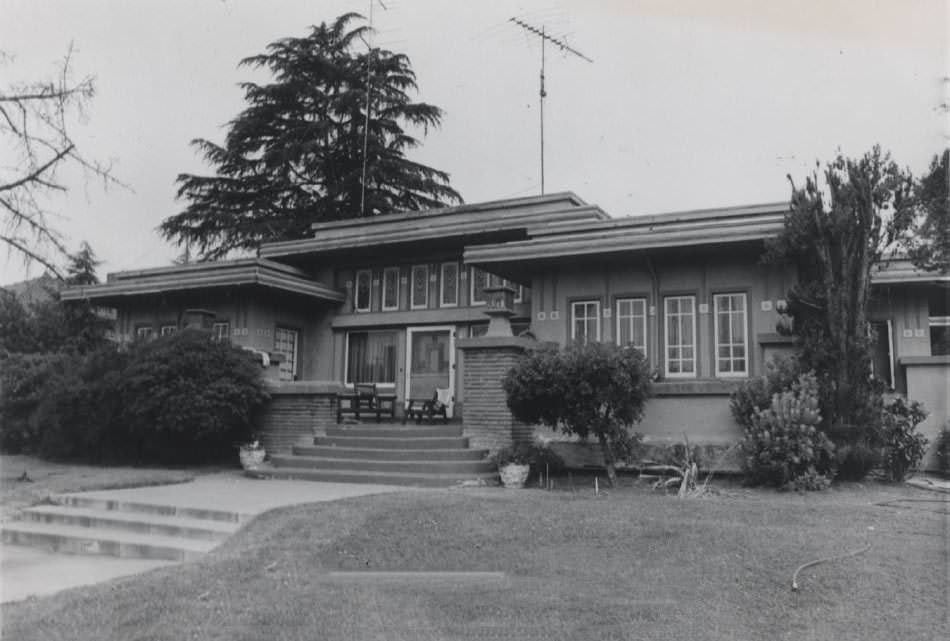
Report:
314,435,470,450
1,495,246,561
1,521,217,562
325,425,464,439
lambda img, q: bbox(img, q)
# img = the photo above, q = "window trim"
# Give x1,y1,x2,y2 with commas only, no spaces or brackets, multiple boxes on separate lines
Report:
570,299,601,343
664,294,697,379
469,267,487,306
211,321,230,344
513,283,524,304
440,262,459,308
381,266,400,311
160,324,177,337
274,326,299,381
135,325,154,340
410,264,429,310
354,269,372,313
344,329,399,385
615,296,648,357
713,292,749,378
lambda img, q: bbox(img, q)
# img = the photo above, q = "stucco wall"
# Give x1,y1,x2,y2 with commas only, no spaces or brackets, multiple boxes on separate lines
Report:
902,359,950,470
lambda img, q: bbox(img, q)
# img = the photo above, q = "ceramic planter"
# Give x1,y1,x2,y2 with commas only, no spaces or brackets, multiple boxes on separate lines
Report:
499,463,530,489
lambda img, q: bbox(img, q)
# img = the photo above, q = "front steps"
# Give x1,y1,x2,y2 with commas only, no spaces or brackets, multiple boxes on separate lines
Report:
258,422,497,487
1,495,245,561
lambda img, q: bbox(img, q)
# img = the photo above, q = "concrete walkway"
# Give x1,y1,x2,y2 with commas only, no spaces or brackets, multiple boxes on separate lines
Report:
0,472,406,603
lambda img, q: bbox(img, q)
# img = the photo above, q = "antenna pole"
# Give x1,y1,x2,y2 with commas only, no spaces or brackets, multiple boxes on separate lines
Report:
510,17,592,197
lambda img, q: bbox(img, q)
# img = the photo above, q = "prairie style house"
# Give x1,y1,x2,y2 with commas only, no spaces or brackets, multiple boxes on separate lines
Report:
63,193,949,472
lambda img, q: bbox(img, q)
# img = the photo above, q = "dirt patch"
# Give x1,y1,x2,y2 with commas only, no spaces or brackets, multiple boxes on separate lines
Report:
0,455,226,521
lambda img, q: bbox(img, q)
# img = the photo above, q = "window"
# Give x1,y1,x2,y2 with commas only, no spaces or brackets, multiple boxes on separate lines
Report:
211,321,230,344
354,269,372,312
513,284,525,304
929,290,950,356
274,327,298,381
665,296,696,377
616,298,647,355
470,267,488,305
411,264,429,309
135,325,154,340
441,262,459,307
714,293,748,376
160,324,177,337
382,267,400,311
346,331,397,384
571,300,601,343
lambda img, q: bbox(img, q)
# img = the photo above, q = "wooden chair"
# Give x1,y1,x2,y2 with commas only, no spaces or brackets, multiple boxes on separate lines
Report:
336,383,397,423
404,387,451,424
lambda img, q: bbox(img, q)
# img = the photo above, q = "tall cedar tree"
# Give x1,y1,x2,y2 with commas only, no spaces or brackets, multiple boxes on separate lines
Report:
766,146,915,428
907,149,950,274
161,13,462,260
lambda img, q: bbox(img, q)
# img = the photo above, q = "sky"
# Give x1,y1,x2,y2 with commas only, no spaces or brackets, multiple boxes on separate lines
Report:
1,0,947,284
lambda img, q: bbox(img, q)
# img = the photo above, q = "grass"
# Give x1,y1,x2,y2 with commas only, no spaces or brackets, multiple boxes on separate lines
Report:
0,454,219,522
1,481,948,640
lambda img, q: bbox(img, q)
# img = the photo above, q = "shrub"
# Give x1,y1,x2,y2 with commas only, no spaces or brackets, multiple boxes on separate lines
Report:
730,354,801,428
878,398,929,482
936,422,950,478
739,372,836,489
117,330,270,464
503,342,651,486
0,352,64,453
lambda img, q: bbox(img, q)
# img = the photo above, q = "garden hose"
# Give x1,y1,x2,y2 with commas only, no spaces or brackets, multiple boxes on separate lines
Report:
790,542,872,592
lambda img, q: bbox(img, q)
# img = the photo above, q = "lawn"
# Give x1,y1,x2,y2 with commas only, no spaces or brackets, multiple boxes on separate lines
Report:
1,480,947,641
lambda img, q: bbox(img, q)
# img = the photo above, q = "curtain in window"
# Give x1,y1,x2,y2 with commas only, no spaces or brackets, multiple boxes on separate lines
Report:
347,331,397,383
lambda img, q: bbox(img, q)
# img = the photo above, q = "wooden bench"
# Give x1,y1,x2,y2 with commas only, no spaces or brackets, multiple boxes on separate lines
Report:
336,383,397,423
403,387,451,424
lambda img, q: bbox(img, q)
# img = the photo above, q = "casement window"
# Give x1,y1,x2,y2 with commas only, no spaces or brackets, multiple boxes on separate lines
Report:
664,295,696,377
160,324,177,337
211,321,230,344
382,267,400,311
135,325,154,340
929,290,950,356
346,330,397,384
274,327,299,381
571,300,601,343
441,262,459,307
714,293,748,376
410,264,429,309
354,269,372,312
470,267,488,305
616,298,647,356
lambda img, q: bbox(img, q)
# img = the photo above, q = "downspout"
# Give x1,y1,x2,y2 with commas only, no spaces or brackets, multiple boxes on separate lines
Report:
645,256,660,373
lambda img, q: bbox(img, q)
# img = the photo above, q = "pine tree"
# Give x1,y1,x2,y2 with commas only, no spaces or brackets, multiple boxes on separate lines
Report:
161,13,462,260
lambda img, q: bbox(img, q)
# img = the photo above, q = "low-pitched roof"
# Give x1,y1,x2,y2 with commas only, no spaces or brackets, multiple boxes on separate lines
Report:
260,192,606,261
61,258,345,304
871,259,950,286
464,202,789,275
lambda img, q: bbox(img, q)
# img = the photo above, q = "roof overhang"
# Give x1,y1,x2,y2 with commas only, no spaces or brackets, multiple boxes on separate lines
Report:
61,258,345,304
871,259,950,287
465,203,788,281
260,193,607,261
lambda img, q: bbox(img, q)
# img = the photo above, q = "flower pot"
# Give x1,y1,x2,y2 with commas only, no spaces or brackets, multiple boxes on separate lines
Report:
239,446,266,471
499,463,530,489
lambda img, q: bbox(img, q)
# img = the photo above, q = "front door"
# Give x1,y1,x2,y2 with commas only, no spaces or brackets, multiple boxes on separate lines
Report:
406,327,455,417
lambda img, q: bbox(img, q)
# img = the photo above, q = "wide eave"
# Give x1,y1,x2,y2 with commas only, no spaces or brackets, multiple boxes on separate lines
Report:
61,258,345,304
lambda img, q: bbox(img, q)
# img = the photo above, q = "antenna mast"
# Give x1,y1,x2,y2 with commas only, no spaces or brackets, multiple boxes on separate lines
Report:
509,17,592,195
360,0,387,216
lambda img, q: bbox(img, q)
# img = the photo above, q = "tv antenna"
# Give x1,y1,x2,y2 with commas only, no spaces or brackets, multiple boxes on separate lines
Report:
510,17,592,195
360,0,388,216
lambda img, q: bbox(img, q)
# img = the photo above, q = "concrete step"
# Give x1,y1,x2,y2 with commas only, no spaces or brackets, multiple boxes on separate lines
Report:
314,435,469,450
326,425,463,438
254,467,498,488
270,455,494,475
1,521,218,561
20,505,240,542
293,445,487,461
54,495,246,523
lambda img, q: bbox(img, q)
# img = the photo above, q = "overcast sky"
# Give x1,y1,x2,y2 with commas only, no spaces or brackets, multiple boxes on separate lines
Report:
2,0,947,284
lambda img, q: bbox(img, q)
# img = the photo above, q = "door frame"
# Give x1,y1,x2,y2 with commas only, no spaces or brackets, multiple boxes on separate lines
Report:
405,325,456,418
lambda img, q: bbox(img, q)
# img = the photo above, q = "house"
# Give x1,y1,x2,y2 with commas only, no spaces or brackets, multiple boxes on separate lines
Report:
62,192,950,475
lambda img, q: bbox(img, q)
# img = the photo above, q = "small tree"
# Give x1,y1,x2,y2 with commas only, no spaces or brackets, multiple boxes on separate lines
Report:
907,149,950,274
766,146,915,430
503,342,652,487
